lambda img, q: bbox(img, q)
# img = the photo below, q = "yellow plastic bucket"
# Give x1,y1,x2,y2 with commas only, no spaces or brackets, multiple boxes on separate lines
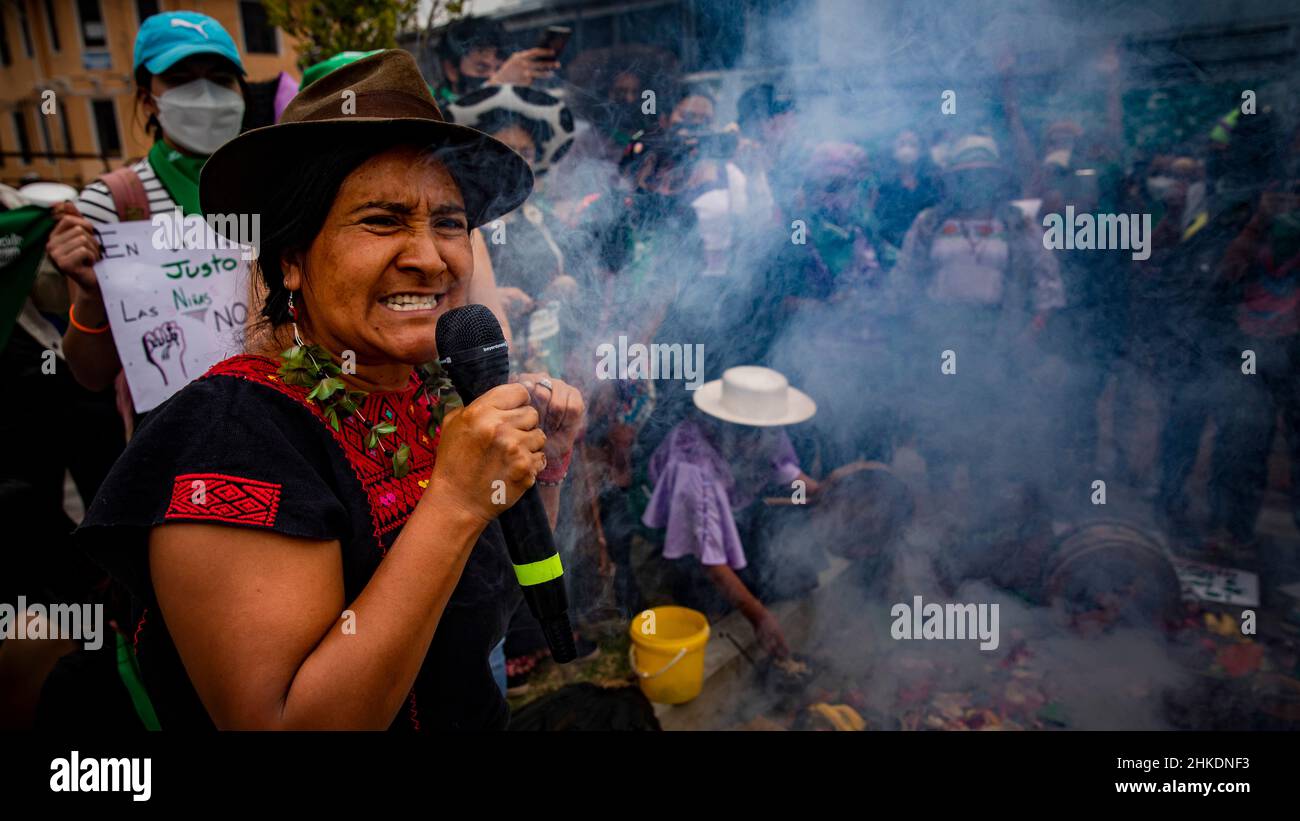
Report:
628,606,710,704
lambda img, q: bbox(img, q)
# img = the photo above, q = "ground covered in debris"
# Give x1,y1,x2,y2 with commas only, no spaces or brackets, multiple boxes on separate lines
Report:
510,450,1300,731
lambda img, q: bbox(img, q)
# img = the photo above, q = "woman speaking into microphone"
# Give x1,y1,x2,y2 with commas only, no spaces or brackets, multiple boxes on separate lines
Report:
78,51,584,731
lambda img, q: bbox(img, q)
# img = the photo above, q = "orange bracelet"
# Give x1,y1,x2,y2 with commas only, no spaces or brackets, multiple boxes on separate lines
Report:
69,302,110,334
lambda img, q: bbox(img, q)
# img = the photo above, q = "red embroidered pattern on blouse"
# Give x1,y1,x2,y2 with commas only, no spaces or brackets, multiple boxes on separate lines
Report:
133,610,148,651
200,355,441,546
165,472,282,527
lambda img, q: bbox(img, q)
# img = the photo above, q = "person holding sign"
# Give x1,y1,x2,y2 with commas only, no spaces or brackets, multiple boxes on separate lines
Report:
77,51,585,731
46,11,248,421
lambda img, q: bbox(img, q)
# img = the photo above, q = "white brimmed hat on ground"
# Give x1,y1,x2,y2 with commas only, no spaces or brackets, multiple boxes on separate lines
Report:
692,366,817,427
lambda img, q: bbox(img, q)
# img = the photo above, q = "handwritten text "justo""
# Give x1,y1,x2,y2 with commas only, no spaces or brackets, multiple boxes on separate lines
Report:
162,256,240,279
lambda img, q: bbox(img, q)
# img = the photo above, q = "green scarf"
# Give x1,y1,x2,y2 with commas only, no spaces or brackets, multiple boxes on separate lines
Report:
811,210,893,278
149,141,205,216
0,205,57,351
811,217,856,278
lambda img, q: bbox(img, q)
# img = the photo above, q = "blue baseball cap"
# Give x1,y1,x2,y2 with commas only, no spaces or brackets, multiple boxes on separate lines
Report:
133,12,245,75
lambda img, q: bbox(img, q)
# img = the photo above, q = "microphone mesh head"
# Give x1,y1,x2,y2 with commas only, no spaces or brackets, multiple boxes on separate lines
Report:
436,304,505,358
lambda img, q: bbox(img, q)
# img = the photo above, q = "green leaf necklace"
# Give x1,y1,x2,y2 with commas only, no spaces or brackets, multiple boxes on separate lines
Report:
276,294,461,478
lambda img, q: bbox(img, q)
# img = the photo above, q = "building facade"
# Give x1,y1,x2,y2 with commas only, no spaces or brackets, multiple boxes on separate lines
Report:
0,0,299,188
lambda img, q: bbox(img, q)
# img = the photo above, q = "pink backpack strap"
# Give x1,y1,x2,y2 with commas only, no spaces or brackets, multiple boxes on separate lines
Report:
96,166,150,221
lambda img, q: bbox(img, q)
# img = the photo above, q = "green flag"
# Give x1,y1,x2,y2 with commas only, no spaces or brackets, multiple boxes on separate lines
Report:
0,205,57,352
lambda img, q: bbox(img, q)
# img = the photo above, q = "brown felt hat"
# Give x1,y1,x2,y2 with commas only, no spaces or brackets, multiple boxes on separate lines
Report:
200,49,532,229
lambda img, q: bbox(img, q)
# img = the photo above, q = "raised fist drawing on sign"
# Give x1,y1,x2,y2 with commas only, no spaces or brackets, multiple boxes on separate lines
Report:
142,321,188,386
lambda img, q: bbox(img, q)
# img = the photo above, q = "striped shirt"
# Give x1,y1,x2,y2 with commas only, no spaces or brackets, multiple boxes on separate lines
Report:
76,157,177,224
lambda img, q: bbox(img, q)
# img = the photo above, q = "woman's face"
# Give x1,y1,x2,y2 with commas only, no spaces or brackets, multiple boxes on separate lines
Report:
282,145,475,367
806,177,874,223
141,53,243,118
459,46,503,80
670,94,714,130
610,72,642,105
945,167,1005,213
893,130,921,166
492,124,538,167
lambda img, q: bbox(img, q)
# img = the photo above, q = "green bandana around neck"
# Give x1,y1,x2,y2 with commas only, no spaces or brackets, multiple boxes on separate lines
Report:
811,217,857,276
149,141,206,217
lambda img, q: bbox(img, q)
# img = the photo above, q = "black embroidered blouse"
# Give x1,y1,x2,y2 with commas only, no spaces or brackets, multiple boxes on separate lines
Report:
78,354,521,731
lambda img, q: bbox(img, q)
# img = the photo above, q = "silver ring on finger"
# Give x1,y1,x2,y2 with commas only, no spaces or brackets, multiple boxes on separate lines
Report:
537,378,553,392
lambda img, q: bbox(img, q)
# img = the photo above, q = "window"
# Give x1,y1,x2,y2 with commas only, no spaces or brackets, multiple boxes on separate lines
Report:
622,5,683,57
77,0,106,49
43,0,60,52
745,0,811,68
58,101,73,154
90,99,120,157
691,0,745,71
1,10,11,67
239,1,277,54
576,16,615,54
136,0,159,24
12,110,33,163
37,106,54,159
17,2,34,58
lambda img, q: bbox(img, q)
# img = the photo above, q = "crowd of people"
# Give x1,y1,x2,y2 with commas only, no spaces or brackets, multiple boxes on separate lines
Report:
443,20,1300,677
3,10,1298,729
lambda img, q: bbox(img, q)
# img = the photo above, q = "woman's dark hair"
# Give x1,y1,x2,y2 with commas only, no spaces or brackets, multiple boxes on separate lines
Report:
474,108,554,153
254,141,391,327
436,16,508,63
133,66,165,142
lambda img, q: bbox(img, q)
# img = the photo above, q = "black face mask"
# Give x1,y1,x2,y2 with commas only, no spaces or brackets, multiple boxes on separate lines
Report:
945,170,1005,212
456,74,488,95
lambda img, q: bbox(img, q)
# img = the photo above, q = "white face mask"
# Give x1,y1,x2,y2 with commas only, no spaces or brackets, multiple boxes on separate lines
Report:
155,78,245,156
1043,148,1072,170
893,145,920,166
1146,175,1175,201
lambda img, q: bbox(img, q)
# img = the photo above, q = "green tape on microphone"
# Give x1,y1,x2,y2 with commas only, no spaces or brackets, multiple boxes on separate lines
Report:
513,552,564,587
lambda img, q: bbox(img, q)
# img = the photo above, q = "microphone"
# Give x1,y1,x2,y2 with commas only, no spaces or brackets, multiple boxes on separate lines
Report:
436,304,578,664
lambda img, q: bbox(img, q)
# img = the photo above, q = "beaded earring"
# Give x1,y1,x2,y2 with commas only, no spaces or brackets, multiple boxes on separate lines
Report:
286,288,305,347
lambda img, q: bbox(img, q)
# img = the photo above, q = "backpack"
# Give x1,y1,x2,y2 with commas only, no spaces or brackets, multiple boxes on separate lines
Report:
96,164,151,222
890,201,1038,349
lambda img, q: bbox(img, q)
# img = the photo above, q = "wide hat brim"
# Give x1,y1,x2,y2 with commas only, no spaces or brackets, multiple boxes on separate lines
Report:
944,158,1004,173
199,50,532,231
692,379,817,427
201,118,532,229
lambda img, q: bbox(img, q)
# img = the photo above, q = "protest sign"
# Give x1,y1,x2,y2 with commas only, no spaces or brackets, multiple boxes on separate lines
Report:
93,219,251,412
